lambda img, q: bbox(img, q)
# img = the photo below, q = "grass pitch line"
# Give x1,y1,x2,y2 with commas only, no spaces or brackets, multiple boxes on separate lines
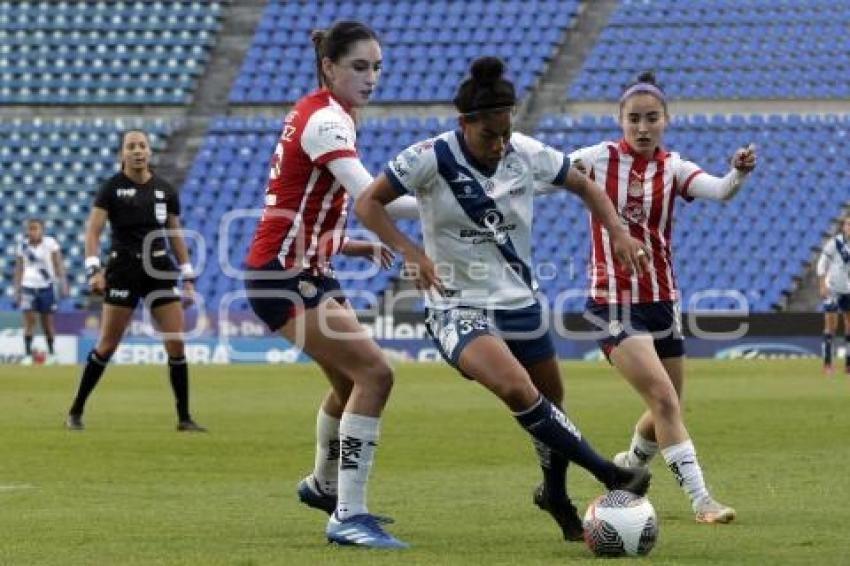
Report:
0,484,37,491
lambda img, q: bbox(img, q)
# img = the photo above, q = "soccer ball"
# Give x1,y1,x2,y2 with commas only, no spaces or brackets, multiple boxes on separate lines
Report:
583,490,658,557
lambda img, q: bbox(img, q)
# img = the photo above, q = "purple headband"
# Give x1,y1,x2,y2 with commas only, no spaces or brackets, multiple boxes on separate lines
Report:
619,83,666,106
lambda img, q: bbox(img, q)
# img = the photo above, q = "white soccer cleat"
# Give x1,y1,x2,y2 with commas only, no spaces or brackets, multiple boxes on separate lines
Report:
44,355,58,366
613,451,632,467
694,497,736,524
20,355,33,366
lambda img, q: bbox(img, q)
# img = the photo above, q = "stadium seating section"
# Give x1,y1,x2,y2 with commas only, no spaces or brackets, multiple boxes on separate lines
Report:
569,0,850,100
0,119,172,310
230,0,578,103
0,1,222,104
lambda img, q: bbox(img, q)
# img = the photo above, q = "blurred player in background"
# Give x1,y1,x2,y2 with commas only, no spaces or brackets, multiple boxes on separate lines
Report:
571,71,756,523
13,218,68,365
817,214,850,374
355,56,651,543
243,21,419,549
65,129,205,433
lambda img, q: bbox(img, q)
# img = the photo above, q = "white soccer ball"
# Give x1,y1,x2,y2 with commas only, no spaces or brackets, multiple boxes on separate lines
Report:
583,490,658,557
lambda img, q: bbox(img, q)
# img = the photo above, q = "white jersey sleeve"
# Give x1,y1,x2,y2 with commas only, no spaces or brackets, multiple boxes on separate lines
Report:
384,139,439,197
44,236,59,254
300,107,358,165
513,133,569,186
817,240,834,277
672,155,704,201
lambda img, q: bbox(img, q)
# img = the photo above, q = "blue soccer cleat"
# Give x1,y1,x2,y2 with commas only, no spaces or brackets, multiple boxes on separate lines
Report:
297,476,337,515
326,513,409,549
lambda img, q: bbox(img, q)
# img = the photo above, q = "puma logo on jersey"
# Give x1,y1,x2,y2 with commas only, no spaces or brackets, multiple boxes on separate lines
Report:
116,188,136,198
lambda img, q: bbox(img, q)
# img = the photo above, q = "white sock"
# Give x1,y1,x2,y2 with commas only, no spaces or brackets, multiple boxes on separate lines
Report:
661,439,710,510
311,408,340,496
628,429,659,466
336,412,380,520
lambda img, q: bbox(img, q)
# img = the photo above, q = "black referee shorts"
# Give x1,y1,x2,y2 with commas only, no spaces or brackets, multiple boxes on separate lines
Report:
104,250,181,310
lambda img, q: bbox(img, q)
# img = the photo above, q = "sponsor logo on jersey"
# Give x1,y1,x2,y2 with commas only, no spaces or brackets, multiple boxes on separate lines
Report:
264,193,277,206
483,179,496,196
628,179,643,197
116,187,136,198
154,190,165,199
448,171,474,184
504,154,524,176
109,288,130,299
609,320,624,336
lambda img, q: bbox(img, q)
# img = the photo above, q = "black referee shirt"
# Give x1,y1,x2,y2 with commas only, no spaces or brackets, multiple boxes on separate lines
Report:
94,172,180,255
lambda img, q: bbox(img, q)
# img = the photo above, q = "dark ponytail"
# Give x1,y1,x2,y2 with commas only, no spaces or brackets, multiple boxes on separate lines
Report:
311,21,379,87
453,56,516,118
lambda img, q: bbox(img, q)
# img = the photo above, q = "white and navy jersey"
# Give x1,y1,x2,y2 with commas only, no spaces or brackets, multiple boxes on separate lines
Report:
16,236,59,289
568,140,702,304
385,130,569,310
817,234,850,294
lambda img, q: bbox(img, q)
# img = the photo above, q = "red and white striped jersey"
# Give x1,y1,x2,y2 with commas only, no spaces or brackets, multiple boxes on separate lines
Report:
245,88,357,270
569,139,704,304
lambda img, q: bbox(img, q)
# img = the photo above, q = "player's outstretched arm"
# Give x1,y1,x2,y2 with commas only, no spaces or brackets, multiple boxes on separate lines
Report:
562,166,650,276
687,143,757,201
340,239,395,269
326,157,420,219
354,174,443,294
51,247,69,298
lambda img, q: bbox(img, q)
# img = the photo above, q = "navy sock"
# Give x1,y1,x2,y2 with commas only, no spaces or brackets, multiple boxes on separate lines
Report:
824,333,834,366
69,349,111,416
46,335,54,355
516,395,617,488
168,356,191,422
532,438,569,504
24,335,32,356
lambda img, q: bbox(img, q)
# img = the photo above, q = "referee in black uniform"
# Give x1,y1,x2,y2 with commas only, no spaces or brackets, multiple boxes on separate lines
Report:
66,129,205,432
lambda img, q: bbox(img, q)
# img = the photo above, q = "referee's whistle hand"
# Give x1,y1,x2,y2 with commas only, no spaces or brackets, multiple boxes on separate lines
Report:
89,273,106,295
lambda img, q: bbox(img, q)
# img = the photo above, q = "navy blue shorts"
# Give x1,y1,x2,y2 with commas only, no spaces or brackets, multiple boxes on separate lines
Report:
20,286,56,313
824,293,850,313
244,260,345,332
425,302,555,374
584,300,685,360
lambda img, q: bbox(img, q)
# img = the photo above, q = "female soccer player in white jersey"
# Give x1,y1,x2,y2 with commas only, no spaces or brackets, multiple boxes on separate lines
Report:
817,215,850,374
570,71,756,524
243,21,419,549
355,56,652,543
13,218,68,365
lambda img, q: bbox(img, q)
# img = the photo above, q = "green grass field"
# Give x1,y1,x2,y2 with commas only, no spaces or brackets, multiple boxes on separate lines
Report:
1,359,848,565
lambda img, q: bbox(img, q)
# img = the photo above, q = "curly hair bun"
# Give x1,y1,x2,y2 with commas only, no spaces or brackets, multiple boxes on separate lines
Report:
470,57,505,85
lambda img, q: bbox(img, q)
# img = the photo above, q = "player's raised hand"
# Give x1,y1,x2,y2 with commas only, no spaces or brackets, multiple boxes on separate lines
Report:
401,246,444,295
732,143,757,173
611,230,651,276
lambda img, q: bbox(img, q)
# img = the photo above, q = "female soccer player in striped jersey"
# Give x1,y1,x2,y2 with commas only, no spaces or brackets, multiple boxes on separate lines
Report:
356,57,652,544
817,214,850,374
243,21,418,549
571,71,757,524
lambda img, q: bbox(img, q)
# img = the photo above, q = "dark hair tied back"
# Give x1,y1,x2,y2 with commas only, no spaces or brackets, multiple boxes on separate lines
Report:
311,21,379,88
454,56,516,116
